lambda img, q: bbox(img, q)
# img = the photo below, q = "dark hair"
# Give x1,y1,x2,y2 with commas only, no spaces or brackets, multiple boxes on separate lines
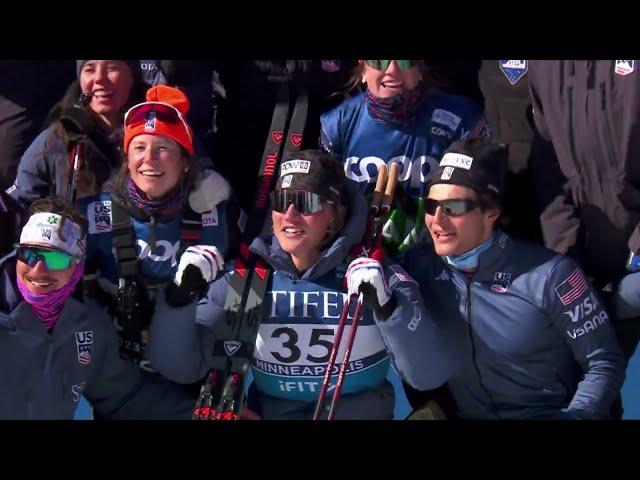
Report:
282,149,348,205
276,149,348,245
29,196,89,239
47,78,146,140
477,191,504,229
41,77,147,200
478,191,502,212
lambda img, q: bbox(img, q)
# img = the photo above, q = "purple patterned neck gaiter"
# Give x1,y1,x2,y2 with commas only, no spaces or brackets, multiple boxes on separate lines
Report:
126,176,184,217
17,262,85,330
365,82,427,126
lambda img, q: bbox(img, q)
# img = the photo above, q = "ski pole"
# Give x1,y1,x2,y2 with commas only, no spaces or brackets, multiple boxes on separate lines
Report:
327,292,365,420
312,291,356,420
66,142,84,206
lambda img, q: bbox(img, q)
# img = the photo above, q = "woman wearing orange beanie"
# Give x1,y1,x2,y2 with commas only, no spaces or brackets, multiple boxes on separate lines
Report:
79,84,240,377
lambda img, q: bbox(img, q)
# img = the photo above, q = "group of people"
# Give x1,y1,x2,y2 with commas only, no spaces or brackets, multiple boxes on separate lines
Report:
0,59,637,420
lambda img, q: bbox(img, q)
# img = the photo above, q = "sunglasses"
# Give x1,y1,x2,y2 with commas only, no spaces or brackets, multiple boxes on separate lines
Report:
270,190,334,215
17,246,77,271
365,60,422,71
424,198,481,217
123,102,192,143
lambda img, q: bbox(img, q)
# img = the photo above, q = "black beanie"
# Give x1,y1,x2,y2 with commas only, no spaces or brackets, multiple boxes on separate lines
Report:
430,138,508,202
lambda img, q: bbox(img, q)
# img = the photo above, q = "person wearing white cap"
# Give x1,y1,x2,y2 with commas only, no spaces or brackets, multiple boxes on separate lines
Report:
0,196,199,419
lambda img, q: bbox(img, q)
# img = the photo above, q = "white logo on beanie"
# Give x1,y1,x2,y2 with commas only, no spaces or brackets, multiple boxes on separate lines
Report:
440,153,474,170
281,174,293,188
144,111,157,131
280,160,311,176
20,212,85,257
441,166,455,180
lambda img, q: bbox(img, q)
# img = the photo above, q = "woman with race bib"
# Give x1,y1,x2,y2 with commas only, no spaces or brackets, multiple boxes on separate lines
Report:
147,150,459,419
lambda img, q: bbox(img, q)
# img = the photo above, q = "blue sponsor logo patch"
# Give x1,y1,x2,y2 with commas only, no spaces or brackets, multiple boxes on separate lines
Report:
499,60,528,85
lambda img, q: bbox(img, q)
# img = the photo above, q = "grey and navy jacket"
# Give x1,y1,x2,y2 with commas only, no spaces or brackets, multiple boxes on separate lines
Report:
0,252,196,419
147,184,459,419
529,60,640,283
7,126,121,210
392,231,626,419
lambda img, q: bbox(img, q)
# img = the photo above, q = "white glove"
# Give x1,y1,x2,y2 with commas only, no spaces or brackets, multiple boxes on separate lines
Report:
346,257,391,307
188,169,231,214
174,245,224,286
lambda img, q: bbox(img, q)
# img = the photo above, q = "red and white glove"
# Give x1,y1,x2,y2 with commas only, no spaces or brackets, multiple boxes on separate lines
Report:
346,257,391,307
174,245,224,286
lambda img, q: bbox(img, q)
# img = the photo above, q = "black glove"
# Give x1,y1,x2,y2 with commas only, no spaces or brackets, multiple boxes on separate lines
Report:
165,264,208,307
59,101,95,146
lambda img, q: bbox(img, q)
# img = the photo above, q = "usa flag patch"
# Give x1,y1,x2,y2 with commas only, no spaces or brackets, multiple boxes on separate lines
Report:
389,264,416,284
555,268,589,306
75,331,94,365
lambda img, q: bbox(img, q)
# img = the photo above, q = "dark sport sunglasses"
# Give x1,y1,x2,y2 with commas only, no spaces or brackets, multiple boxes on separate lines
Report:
425,198,482,217
365,60,422,71
270,190,334,215
17,246,77,271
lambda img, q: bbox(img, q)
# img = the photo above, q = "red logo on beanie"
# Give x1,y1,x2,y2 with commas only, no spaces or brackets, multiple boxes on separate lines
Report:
290,133,302,148
272,131,284,144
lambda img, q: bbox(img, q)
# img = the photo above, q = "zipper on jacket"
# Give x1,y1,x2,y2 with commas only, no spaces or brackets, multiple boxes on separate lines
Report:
600,83,618,171
465,280,501,419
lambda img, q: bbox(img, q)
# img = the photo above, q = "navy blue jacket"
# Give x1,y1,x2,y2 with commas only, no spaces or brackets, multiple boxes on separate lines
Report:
8,127,120,209
390,232,626,419
0,252,196,419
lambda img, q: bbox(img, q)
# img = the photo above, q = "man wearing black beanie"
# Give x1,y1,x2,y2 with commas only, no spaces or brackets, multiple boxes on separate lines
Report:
376,138,626,420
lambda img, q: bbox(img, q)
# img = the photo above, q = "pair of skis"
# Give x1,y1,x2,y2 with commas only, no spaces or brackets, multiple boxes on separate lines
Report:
193,81,308,420
312,162,399,420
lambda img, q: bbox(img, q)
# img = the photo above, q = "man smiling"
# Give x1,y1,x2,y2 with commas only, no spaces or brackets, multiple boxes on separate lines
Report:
0,197,197,419
380,138,626,419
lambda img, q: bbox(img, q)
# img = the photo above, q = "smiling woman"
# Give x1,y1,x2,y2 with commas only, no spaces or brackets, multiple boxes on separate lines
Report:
8,60,147,209
146,149,460,420
78,84,240,376
320,60,490,257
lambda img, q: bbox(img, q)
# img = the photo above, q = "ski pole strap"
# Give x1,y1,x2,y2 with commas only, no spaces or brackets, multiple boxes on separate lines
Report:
111,201,138,279
66,142,84,206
